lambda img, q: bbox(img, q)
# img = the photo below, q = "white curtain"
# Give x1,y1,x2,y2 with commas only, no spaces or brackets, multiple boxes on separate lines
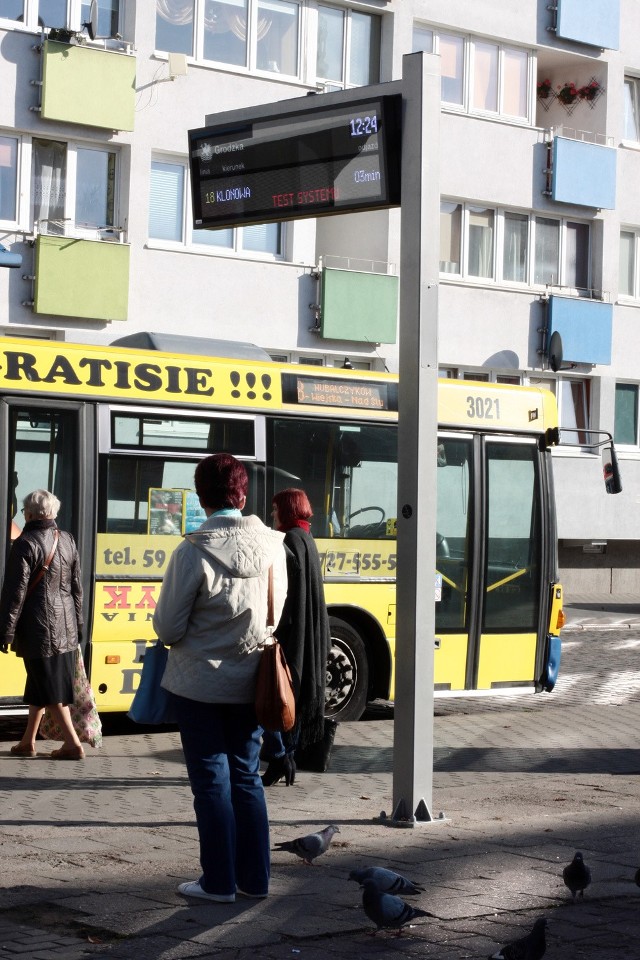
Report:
32,139,67,236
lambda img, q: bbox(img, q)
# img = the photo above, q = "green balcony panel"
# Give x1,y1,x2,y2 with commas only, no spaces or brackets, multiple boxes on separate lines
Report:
42,40,135,131
320,268,398,343
34,235,129,321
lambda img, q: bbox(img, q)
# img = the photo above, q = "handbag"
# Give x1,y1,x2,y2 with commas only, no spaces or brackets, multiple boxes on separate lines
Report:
40,648,103,748
254,566,296,733
127,640,176,724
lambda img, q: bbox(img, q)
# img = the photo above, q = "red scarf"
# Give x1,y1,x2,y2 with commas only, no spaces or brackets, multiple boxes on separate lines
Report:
278,519,311,533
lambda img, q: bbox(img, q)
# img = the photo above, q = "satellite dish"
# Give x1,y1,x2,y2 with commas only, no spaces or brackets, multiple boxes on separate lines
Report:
548,331,563,372
83,0,98,40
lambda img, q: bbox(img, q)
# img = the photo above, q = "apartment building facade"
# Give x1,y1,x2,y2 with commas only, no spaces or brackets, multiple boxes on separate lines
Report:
1,0,639,592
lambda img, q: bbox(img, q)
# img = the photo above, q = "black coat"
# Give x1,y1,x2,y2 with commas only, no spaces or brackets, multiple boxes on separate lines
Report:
275,527,330,751
0,519,83,659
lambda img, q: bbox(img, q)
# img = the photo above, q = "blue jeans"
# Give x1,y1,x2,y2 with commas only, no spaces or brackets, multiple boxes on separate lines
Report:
172,695,270,897
262,728,299,760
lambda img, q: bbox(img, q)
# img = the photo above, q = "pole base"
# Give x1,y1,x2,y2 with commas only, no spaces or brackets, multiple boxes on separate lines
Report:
377,798,448,827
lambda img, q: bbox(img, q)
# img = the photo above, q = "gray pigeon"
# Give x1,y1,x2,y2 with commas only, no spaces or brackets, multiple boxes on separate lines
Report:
360,878,430,936
488,917,547,960
349,866,425,895
562,851,591,899
273,824,340,864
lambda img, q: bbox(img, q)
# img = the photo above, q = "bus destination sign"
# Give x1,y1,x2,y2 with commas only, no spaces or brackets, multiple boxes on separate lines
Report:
282,373,397,412
188,95,402,230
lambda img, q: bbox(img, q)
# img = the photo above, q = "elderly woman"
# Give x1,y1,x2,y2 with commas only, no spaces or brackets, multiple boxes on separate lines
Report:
0,489,85,760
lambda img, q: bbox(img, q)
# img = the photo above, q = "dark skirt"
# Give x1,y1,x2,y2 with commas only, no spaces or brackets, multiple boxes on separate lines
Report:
23,649,76,707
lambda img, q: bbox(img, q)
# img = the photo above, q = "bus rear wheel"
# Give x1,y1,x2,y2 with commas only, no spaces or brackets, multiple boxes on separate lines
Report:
324,618,369,721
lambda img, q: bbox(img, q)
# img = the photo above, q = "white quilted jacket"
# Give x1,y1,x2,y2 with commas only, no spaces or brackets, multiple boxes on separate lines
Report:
153,514,287,703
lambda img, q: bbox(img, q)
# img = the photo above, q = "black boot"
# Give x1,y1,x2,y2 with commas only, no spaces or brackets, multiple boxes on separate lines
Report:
261,754,296,787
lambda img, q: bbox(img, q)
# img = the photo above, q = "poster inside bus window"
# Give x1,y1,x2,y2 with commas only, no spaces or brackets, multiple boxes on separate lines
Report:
148,489,185,536
185,491,207,533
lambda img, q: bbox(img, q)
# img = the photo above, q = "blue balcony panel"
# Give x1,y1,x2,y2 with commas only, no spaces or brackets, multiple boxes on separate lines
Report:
552,138,616,210
556,0,619,50
548,295,612,366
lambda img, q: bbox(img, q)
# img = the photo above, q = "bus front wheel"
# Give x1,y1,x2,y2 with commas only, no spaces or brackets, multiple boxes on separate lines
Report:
325,618,369,721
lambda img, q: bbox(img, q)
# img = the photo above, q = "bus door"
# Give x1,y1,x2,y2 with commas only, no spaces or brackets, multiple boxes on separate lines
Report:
435,433,547,692
0,398,93,708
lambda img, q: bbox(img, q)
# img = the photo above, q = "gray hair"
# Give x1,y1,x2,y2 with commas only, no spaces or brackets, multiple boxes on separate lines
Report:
22,489,61,520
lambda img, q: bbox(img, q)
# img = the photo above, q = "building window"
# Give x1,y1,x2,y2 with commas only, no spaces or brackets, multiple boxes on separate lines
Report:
156,0,300,78
468,206,494,279
620,229,639,298
317,4,381,90
614,383,639,446
503,211,528,283
441,201,590,291
0,135,18,223
623,76,640,142
1,1,120,34
31,138,117,237
413,26,531,122
558,378,590,444
149,157,283,257
80,0,120,37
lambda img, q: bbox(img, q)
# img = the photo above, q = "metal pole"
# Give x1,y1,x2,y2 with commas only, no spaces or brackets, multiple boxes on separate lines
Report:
390,51,441,825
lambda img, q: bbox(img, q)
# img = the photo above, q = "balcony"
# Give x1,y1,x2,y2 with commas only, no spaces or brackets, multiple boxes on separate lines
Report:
549,0,620,50
33,235,130,322
544,130,616,209
40,39,135,131
317,263,398,344
547,294,612,366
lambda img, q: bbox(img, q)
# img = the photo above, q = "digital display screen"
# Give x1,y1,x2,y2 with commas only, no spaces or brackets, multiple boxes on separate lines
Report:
188,95,402,230
282,373,397,412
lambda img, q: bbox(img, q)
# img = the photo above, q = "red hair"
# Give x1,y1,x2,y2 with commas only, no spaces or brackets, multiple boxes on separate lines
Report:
273,488,313,529
195,454,248,510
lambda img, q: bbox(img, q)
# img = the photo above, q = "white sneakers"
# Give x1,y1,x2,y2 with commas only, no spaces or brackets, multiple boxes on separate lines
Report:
177,881,235,903
177,880,269,901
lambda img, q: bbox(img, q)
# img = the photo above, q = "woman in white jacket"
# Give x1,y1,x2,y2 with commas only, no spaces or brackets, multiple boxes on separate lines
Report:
153,454,287,903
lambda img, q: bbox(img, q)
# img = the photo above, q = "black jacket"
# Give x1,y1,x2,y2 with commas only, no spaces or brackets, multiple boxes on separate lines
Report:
275,527,330,751
0,519,83,659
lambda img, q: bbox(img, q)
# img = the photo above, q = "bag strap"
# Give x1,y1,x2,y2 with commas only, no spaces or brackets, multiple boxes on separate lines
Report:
267,564,274,628
26,529,60,598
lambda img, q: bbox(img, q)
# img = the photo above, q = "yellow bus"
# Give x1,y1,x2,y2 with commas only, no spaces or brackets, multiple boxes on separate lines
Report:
1,332,568,720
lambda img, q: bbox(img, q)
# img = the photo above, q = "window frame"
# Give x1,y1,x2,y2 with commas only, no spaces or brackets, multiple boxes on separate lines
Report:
316,3,381,91
30,137,120,239
155,0,304,81
0,133,20,228
614,382,640,448
623,75,640,144
440,200,591,293
557,376,590,445
412,24,534,125
148,153,285,261
619,227,640,300
0,0,121,35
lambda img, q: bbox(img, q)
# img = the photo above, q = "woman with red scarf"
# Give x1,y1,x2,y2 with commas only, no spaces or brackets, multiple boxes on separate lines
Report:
261,488,331,787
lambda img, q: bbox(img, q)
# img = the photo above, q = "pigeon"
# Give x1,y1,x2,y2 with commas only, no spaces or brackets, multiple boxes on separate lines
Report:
349,866,425,895
360,878,430,936
273,824,340,864
488,917,547,960
563,851,591,899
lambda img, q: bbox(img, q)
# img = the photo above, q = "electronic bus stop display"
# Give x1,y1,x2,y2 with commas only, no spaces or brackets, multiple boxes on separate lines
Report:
188,94,402,230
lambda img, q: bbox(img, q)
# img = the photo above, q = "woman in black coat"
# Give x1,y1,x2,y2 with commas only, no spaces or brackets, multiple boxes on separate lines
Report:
262,488,331,786
0,489,85,760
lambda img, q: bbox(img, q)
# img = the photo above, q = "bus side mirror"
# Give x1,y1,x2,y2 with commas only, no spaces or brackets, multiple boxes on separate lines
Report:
602,443,622,495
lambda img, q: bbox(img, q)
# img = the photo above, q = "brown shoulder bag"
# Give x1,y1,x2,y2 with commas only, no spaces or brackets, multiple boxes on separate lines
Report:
254,565,296,733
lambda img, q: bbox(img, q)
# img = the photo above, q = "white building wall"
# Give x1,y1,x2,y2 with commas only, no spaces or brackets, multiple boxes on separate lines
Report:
2,0,640,588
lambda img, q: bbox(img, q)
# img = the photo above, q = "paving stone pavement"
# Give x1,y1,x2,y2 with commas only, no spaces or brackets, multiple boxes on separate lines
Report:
1,616,639,958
